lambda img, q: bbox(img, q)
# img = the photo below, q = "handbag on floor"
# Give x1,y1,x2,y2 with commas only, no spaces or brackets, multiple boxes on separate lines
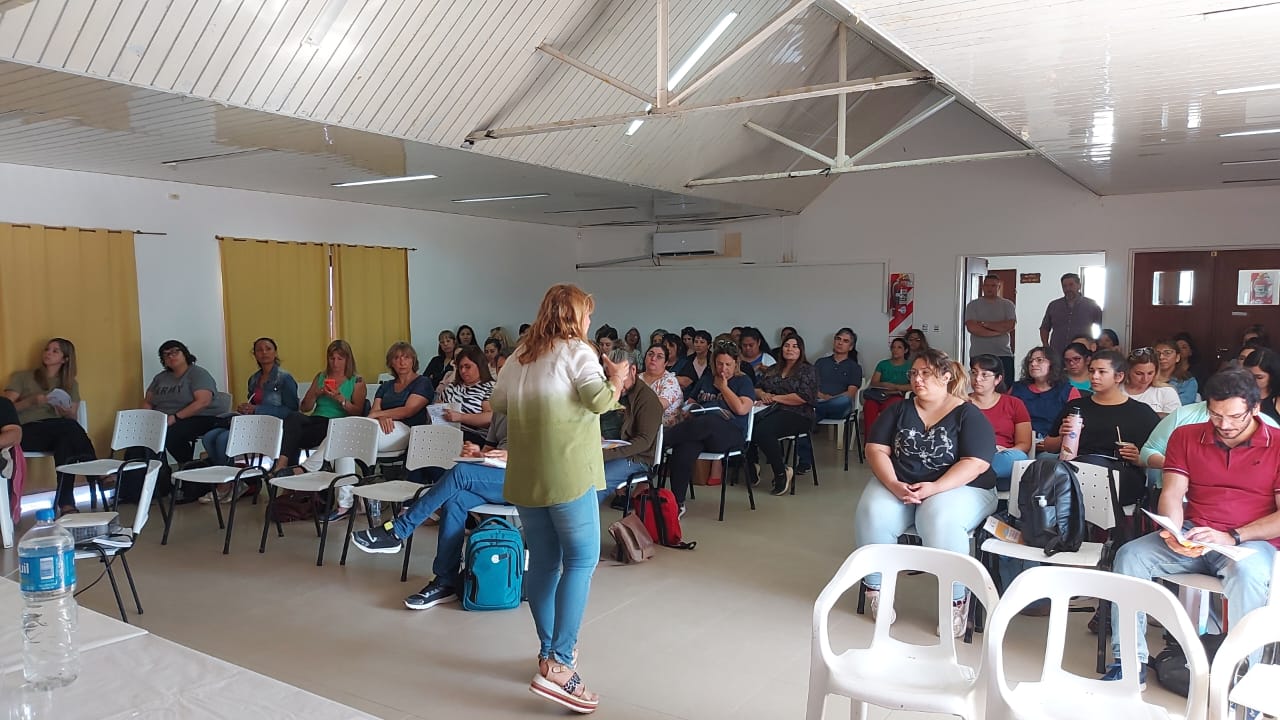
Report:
608,513,655,564
462,517,525,611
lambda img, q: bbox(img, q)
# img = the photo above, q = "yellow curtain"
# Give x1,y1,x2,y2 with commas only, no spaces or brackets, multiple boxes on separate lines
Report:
218,238,331,401
0,223,143,458
332,245,411,380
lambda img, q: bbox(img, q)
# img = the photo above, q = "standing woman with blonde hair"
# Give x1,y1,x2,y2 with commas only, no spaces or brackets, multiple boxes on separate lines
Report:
491,284,627,714
4,338,97,514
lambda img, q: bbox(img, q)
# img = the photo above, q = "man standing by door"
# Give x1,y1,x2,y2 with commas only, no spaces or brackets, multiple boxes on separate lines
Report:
965,274,1018,382
1039,272,1103,355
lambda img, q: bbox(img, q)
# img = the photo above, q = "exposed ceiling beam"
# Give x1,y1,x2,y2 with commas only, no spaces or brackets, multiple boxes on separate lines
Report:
467,71,930,141
849,94,955,164
536,44,655,106
670,0,818,106
744,121,834,165
685,150,1037,187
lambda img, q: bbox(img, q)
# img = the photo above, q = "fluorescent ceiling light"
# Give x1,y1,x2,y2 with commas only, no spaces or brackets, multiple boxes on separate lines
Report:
1216,82,1280,95
1219,127,1280,137
332,174,438,187
626,11,738,137
452,193,550,203
1222,157,1280,165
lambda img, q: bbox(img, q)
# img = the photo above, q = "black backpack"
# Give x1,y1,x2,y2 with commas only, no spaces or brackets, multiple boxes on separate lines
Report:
1153,634,1230,697
1016,458,1087,556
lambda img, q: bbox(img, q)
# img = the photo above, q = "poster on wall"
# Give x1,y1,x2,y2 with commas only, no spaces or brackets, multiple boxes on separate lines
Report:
1238,270,1279,306
889,272,914,336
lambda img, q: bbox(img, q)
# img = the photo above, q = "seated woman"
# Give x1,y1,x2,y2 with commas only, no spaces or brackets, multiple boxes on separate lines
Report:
676,330,713,397
198,337,299,502
738,327,775,377
3,338,97,514
1062,341,1093,392
853,349,996,637
483,337,502,377
437,346,496,445
1096,329,1121,353
287,339,366,468
594,325,618,357
1009,346,1082,443
1070,334,1097,353
862,337,911,435
752,335,818,497
1172,331,1209,388
624,327,644,367
456,325,477,347
1123,348,1180,417
1243,348,1280,423
144,340,228,466
639,343,683,426
311,342,432,521
1154,339,1198,406
904,328,929,358
662,345,755,512
424,331,457,389
488,327,511,351
662,333,687,375
967,354,1032,491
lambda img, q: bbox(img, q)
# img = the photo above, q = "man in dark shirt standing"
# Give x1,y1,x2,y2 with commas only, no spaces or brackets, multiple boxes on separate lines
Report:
1040,272,1103,355
1042,350,1159,503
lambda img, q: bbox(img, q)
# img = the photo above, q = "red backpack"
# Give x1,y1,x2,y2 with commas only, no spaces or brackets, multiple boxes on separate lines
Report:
632,486,695,550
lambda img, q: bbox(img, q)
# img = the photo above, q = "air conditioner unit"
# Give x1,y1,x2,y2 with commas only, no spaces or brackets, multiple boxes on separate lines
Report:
652,230,723,257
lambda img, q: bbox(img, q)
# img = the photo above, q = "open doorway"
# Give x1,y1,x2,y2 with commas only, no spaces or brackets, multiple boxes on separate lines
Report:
960,252,1107,364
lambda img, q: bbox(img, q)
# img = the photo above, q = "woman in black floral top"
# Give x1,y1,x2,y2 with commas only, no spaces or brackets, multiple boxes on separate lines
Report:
753,335,818,496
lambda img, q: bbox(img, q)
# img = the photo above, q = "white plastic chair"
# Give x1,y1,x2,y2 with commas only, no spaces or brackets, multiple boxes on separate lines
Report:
985,565,1207,720
340,424,463,581
57,409,168,527
60,459,163,623
816,378,865,470
1209,603,1280,720
260,416,378,566
686,406,756,522
167,415,283,554
616,426,664,515
808,544,999,720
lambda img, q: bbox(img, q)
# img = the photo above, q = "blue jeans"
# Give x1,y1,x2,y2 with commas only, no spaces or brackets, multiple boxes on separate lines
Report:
854,478,997,600
1112,531,1275,663
201,427,231,466
517,488,600,665
797,395,853,467
991,448,1029,492
391,463,506,588
602,457,649,501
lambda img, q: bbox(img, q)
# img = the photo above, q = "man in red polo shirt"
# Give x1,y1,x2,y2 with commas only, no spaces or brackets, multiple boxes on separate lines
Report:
1104,368,1279,688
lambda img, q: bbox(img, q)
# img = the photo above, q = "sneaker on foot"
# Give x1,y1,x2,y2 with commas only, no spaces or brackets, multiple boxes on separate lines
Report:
951,597,969,638
1100,662,1147,691
795,463,812,476
678,504,687,519
865,588,897,623
771,468,794,496
352,523,403,554
404,579,458,610
323,506,351,523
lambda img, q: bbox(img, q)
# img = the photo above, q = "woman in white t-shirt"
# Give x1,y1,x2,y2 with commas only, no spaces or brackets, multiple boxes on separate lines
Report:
1123,348,1180,417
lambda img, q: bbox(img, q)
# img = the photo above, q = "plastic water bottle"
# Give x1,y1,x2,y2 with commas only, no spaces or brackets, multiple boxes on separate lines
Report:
1059,407,1083,462
18,509,79,690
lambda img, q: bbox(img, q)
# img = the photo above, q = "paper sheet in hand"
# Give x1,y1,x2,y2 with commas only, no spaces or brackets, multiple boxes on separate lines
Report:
1141,510,1256,562
428,404,460,428
601,439,631,450
453,455,505,469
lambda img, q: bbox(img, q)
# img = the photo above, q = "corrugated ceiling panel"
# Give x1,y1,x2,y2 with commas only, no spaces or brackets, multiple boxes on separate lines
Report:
127,0,196,87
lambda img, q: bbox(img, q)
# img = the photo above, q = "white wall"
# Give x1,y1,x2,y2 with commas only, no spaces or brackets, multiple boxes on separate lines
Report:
577,162,1280,372
0,163,577,391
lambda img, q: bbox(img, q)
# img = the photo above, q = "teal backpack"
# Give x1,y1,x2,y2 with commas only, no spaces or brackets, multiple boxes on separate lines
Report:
462,517,525,611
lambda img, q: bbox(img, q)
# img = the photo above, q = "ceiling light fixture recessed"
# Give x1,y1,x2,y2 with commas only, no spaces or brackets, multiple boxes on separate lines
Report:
1221,157,1280,166
1220,127,1280,137
1216,82,1280,95
625,11,739,137
452,193,550,203
543,205,638,214
331,174,439,187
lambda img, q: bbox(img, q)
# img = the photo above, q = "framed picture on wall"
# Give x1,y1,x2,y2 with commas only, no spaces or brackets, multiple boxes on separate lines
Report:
1238,270,1280,306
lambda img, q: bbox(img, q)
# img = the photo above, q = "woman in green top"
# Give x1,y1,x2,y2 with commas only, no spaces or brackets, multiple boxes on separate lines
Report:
863,337,912,438
3,338,97,514
284,340,366,470
491,284,626,714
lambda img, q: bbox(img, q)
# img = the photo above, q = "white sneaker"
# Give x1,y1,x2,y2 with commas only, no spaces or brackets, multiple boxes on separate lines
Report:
951,596,969,638
865,588,896,623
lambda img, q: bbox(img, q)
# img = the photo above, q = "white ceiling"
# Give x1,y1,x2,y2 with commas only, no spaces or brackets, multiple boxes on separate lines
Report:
0,0,1269,222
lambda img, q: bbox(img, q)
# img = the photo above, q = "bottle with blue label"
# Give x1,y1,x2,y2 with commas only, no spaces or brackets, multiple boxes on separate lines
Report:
18,508,79,689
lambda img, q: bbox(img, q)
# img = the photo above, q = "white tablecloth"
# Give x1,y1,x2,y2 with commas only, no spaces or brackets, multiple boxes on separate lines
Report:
6,633,379,719
0,580,146,673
